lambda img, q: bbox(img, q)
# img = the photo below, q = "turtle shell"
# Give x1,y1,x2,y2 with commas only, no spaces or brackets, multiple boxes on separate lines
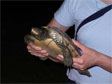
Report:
24,26,91,77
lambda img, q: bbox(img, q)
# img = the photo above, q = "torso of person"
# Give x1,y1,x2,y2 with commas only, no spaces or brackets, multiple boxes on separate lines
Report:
54,0,112,84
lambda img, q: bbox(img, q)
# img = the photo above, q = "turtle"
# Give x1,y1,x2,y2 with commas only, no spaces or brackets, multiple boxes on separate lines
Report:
24,26,91,77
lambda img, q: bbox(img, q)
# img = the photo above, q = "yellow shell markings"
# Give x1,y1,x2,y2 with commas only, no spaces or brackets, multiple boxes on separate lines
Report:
33,38,63,57
64,38,80,58
49,29,63,44
48,26,80,58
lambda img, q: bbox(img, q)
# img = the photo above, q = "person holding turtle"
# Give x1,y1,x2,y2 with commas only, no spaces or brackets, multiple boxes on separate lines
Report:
26,0,112,84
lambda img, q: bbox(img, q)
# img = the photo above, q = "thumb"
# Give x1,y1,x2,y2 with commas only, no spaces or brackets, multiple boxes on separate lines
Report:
73,57,84,64
56,54,64,61
72,39,86,51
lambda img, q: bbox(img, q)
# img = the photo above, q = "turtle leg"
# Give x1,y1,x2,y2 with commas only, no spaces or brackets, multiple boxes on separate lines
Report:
24,34,35,44
60,45,73,67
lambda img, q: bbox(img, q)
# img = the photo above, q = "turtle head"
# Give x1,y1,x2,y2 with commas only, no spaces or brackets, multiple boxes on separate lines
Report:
31,27,49,40
31,27,43,35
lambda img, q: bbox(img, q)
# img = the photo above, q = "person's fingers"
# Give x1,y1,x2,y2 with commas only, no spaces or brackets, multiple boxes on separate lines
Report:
73,57,84,65
28,49,48,57
56,55,64,61
28,43,42,51
27,49,34,53
40,50,47,54
73,57,86,70
30,52,41,56
73,63,80,69
30,51,48,57
27,46,41,54
72,63,85,70
27,43,48,54
27,43,49,57
72,39,87,52
27,45,41,53
41,53,49,56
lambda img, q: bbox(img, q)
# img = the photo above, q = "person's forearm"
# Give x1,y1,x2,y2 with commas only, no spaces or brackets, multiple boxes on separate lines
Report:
97,54,112,72
47,18,69,32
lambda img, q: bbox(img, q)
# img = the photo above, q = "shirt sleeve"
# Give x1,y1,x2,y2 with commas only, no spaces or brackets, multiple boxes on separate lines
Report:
54,0,77,27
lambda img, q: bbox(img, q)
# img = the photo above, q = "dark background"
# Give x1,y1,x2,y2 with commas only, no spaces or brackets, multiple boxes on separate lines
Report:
1,1,74,83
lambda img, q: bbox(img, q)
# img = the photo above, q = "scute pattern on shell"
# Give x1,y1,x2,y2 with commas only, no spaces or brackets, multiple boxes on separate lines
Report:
24,26,91,77
49,28,63,43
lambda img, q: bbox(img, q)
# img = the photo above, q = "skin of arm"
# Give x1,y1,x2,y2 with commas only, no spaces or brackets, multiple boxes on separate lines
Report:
47,18,69,32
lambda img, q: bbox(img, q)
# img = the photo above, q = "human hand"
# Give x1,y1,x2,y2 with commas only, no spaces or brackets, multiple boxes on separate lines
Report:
56,39,101,70
72,39,100,70
27,43,62,62
27,43,49,58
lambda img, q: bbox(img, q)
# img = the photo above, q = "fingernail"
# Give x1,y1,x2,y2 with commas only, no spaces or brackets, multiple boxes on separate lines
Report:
36,47,41,50
56,55,63,61
41,50,47,53
43,53,49,56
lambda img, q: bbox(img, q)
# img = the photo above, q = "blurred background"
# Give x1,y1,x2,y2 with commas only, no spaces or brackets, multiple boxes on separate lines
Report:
1,0,75,83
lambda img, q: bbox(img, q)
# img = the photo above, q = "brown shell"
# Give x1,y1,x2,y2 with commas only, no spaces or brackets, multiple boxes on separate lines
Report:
24,26,91,77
